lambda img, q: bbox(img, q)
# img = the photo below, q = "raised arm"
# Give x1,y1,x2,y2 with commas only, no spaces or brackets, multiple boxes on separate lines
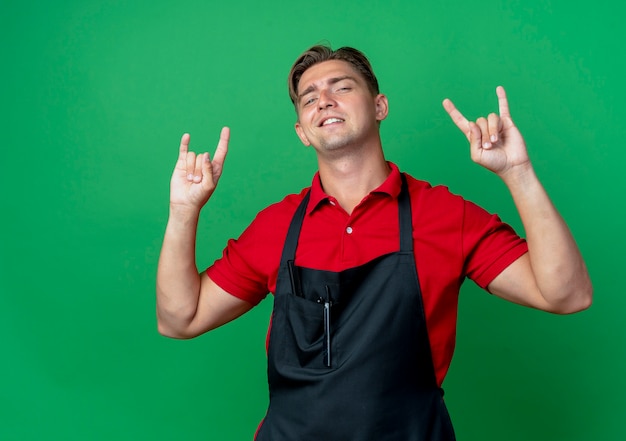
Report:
156,128,253,339
442,87,592,314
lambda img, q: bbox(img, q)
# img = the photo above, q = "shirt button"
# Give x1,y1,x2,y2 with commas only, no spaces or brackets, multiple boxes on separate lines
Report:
346,226,353,234
329,200,336,206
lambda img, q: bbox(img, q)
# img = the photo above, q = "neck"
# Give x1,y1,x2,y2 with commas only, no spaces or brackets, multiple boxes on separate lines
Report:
317,146,390,214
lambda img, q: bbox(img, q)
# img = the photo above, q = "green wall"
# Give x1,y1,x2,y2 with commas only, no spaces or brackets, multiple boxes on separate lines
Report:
2,0,624,439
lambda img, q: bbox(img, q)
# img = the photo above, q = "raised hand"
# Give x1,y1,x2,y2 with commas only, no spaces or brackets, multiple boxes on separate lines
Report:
170,127,230,211
442,87,530,177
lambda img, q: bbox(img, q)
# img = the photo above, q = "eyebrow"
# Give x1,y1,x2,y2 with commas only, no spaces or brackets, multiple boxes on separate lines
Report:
297,75,357,101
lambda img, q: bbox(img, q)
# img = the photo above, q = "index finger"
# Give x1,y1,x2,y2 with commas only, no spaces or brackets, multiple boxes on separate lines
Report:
496,86,511,119
212,127,230,165
442,98,470,136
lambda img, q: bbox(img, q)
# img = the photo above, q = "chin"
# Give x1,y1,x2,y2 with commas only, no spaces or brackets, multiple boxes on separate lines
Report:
319,141,349,151
318,134,358,152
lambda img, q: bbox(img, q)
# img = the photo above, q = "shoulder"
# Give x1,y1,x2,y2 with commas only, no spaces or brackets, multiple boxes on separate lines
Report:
252,187,310,229
207,186,312,301
403,172,466,214
402,172,508,246
238,187,312,247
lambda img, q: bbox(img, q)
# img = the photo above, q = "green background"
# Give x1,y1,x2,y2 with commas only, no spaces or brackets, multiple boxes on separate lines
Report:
1,0,624,439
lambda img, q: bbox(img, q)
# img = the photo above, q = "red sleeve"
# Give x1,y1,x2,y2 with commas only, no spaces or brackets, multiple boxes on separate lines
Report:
205,194,301,305
462,199,528,289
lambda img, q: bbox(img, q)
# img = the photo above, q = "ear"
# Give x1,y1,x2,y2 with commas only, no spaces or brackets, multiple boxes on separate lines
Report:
375,94,389,122
294,121,311,146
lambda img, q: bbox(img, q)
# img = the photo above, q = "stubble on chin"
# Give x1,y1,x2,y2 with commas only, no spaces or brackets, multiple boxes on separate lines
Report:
317,128,359,152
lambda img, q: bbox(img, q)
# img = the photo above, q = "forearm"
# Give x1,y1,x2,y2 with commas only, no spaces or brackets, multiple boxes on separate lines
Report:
502,163,593,312
156,206,204,335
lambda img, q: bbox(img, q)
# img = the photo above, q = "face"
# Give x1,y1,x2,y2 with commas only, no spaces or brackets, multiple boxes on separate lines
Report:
294,60,388,154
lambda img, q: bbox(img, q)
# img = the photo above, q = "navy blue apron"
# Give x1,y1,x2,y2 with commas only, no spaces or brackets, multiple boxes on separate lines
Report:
255,174,456,440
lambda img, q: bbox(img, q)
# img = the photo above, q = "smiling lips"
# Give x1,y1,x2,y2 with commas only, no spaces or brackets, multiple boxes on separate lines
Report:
320,117,345,127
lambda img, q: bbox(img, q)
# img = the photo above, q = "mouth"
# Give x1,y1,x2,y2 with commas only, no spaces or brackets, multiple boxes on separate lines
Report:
319,117,345,127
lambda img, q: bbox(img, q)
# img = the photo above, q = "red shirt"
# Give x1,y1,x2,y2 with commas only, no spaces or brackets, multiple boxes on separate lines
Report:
207,163,528,385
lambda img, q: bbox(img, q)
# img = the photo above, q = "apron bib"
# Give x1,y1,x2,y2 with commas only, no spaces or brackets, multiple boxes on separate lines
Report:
255,174,456,441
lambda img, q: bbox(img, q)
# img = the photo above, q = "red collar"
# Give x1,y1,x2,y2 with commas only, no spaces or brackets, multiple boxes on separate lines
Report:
306,162,403,215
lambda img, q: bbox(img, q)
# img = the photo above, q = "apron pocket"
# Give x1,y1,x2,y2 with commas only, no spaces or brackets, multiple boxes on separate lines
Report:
279,294,336,370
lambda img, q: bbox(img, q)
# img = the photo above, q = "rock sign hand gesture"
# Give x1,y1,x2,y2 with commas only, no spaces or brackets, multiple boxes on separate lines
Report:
170,127,230,210
442,86,530,178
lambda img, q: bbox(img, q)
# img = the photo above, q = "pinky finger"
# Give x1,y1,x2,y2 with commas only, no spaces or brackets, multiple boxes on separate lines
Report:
179,133,191,159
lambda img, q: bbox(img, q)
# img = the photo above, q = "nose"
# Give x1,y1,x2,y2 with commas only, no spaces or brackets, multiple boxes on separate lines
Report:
317,89,336,110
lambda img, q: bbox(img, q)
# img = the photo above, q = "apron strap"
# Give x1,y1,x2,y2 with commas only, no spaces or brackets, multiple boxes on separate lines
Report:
280,173,411,263
398,173,413,253
279,190,310,264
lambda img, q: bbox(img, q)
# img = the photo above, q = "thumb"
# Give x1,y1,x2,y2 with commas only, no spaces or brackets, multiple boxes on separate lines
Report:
468,122,483,150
